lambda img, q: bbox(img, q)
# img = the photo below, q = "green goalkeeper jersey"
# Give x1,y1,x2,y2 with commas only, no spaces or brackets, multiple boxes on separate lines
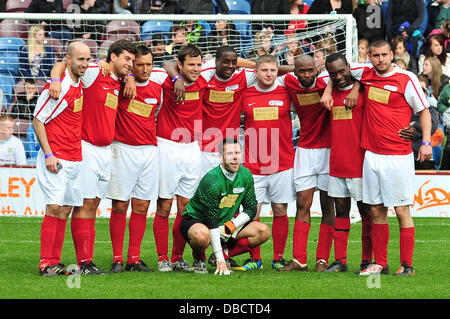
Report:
184,165,257,229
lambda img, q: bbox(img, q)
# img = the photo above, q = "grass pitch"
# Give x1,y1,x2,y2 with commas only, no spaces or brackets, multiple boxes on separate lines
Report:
0,217,449,301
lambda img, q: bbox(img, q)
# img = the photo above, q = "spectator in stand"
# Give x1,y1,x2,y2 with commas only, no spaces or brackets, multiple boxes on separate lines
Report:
143,0,179,14
437,81,450,114
9,78,39,122
314,48,327,73
276,31,305,66
73,0,112,13
164,25,187,59
180,21,208,53
358,38,370,63
19,25,55,80
25,0,73,42
288,0,310,32
441,105,450,169
427,0,450,36
207,19,241,56
150,34,171,67
428,18,450,53
178,0,229,14
72,0,105,42
392,35,419,74
419,34,450,77
251,0,290,35
315,35,337,55
0,115,27,166
400,74,441,170
246,31,277,61
353,0,386,43
113,0,139,13
386,0,425,58
420,56,450,99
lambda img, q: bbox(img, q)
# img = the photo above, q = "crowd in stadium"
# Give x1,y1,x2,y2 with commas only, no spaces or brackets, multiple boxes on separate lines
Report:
0,0,449,170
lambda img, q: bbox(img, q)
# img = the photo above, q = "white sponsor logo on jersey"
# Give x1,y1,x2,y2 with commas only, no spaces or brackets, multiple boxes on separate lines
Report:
233,187,244,193
226,84,239,91
269,100,283,106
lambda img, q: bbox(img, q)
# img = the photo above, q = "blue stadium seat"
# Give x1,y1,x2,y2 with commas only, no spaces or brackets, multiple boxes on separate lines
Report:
141,20,173,41
0,72,18,109
0,37,25,53
233,20,252,57
225,0,251,14
0,52,20,76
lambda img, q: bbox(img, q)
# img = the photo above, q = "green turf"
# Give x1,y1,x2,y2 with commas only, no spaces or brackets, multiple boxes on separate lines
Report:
0,217,449,299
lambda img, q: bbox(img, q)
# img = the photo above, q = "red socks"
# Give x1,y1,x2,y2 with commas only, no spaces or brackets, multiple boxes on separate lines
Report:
153,214,169,262
293,220,310,264
316,223,334,263
248,218,261,261
71,218,91,265
371,223,389,267
272,214,289,261
109,210,127,263
333,217,350,265
40,215,58,268
127,212,147,264
52,218,68,265
170,214,186,263
361,214,373,262
228,238,252,257
399,227,415,267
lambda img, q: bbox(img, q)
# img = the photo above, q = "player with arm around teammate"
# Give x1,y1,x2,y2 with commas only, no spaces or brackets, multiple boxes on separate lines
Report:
180,138,270,274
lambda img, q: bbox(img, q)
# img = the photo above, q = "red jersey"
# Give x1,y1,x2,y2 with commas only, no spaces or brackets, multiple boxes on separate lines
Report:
34,69,83,161
202,64,256,152
81,64,121,147
351,64,429,155
242,79,294,175
151,67,209,144
329,85,366,178
281,72,331,149
115,78,162,146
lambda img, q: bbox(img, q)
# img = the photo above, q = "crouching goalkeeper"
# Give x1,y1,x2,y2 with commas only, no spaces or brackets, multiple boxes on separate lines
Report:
180,137,270,275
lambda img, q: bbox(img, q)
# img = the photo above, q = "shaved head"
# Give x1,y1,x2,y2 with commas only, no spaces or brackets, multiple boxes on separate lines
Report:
66,41,91,80
295,54,315,67
294,54,318,88
66,41,90,58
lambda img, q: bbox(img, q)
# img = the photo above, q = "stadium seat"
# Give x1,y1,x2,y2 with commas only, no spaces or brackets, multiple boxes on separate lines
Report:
43,38,64,61
0,37,25,53
233,20,253,57
225,0,251,14
5,0,31,12
0,19,29,39
106,21,141,42
71,38,98,58
141,20,173,41
0,73,18,108
0,51,20,76
13,118,32,139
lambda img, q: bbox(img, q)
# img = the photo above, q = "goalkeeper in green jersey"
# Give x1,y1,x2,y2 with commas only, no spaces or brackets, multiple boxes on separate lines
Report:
180,138,271,275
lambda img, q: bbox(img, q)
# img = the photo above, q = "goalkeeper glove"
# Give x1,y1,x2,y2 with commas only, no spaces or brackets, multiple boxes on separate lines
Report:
219,220,236,241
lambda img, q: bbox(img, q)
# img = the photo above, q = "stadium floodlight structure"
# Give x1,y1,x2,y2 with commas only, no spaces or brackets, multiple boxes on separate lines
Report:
0,12,358,166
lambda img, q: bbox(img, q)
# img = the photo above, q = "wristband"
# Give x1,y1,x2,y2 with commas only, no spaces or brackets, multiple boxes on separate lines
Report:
127,73,135,77
171,75,182,83
45,153,54,159
50,78,61,83
421,142,431,146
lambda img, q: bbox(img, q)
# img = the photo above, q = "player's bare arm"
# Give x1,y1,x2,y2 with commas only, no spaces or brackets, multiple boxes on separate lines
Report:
32,118,61,174
344,80,361,109
49,61,67,99
417,108,433,162
161,60,186,103
321,78,333,110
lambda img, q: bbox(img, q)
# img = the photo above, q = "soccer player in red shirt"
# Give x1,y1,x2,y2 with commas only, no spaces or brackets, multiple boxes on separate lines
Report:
240,54,296,271
50,39,137,274
278,55,359,272
107,45,166,273
150,44,211,272
324,40,432,276
33,42,90,276
322,53,371,273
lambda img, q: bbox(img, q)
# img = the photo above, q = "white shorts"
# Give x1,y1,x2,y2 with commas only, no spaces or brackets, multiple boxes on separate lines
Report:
80,140,111,199
328,176,363,202
107,141,159,201
201,151,221,178
362,150,415,207
157,137,201,199
253,168,295,204
36,149,83,206
294,147,330,192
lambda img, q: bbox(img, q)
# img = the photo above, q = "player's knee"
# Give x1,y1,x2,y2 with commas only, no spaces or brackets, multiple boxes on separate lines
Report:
257,222,271,243
189,227,210,247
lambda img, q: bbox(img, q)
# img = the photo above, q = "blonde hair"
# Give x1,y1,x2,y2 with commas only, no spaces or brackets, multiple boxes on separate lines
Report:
27,25,46,63
316,34,337,54
424,56,443,98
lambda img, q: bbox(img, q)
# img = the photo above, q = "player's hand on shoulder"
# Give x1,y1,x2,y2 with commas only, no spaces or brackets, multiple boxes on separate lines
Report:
123,75,137,100
49,81,61,100
173,77,185,104
97,60,110,77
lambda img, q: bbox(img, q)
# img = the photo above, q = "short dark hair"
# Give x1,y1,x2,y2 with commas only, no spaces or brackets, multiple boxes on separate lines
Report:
219,137,241,155
151,33,166,46
369,39,391,53
325,52,348,68
107,39,137,63
135,44,152,59
177,43,202,65
216,46,237,60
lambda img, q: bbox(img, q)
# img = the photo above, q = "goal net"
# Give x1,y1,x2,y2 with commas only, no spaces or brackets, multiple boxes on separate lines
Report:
0,12,358,168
